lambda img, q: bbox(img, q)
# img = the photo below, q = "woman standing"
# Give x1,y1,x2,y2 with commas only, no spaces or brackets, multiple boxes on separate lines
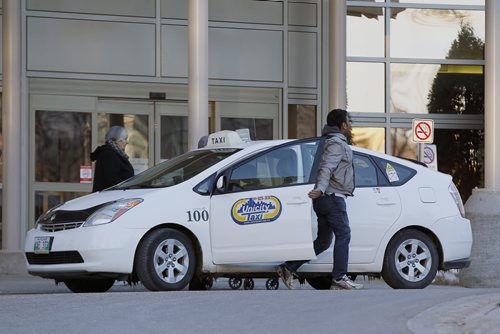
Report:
91,126,134,192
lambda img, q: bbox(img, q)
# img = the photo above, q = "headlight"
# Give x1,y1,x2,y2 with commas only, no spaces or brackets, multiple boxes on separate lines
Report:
449,183,465,218
83,198,143,227
35,203,64,230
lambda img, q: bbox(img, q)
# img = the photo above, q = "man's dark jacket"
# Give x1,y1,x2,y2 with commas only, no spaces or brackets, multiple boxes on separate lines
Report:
90,144,134,192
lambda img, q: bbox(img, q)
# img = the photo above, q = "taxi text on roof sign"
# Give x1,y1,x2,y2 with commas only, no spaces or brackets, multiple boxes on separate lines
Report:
206,130,245,148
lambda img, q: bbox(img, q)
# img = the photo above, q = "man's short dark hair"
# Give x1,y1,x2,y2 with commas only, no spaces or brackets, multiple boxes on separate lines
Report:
326,109,349,128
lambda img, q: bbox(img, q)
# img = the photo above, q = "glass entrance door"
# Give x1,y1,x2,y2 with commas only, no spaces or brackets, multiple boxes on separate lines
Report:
97,100,154,174
31,96,280,228
216,101,279,140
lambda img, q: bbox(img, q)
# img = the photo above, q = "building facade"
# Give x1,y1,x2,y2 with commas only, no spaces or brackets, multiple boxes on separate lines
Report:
0,0,488,250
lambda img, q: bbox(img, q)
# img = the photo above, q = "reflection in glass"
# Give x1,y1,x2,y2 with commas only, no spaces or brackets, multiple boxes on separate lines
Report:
0,190,2,248
98,113,149,174
393,0,484,4
434,129,483,201
391,9,484,59
347,6,385,57
347,62,385,113
35,191,88,225
221,118,273,140
35,111,91,182
352,127,385,153
288,105,316,139
161,116,188,160
391,64,483,114
390,128,418,159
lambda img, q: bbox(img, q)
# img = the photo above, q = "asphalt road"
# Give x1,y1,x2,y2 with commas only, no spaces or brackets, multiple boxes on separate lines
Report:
0,276,499,334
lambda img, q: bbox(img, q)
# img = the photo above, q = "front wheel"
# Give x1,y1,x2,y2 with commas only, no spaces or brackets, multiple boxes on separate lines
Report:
382,229,438,289
135,228,196,291
63,279,115,293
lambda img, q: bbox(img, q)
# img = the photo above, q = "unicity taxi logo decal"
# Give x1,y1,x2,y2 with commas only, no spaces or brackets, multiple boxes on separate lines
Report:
231,196,282,225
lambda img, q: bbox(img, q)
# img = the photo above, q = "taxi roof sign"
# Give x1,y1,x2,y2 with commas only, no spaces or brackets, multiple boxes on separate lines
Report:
205,130,246,148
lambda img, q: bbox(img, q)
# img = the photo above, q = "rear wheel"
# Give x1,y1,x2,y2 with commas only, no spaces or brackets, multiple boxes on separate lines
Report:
135,228,196,291
382,229,438,289
189,276,213,290
63,279,115,293
306,276,331,290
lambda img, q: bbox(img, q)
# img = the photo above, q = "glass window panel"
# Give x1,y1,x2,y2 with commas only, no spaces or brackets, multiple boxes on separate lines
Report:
353,155,378,187
391,63,484,114
228,140,319,192
0,94,2,182
347,6,385,57
98,113,149,174
391,9,484,59
221,118,273,140
434,128,484,201
392,0,484,4
288,104,316,139
35,111,91,183
352,127,386,153
34,191,88,225
390,128,418,159
374,157,417,186
161,115,188,160
347,62,385,113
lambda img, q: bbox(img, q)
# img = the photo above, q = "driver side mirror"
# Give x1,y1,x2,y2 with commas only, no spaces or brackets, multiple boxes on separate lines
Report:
216,175,226,193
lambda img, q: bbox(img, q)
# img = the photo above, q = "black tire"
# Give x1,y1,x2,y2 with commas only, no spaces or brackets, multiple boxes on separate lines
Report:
135,228,196,291
228,278,242,290
63,279,115,293
305,276,331,290
265,278,279,290
243,278,254,290
382,229,439,289
189,276,213,290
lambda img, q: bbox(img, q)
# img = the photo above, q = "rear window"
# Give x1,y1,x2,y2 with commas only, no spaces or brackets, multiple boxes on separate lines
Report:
374,158,416,186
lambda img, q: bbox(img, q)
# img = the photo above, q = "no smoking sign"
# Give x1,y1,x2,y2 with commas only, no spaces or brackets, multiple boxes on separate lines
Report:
412,119,434,143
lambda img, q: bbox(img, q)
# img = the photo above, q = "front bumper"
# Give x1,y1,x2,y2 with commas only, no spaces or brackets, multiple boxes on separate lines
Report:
25,224,147,279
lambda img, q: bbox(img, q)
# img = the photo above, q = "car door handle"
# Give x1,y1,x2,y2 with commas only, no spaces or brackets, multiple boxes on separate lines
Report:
376,198,397,206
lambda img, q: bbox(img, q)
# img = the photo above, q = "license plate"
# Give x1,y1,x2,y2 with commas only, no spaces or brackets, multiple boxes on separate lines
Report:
34,236,54,254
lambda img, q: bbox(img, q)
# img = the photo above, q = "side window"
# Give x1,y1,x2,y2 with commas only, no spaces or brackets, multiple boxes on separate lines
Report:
375,157,417,186
353,154,378,187
228,140,319,192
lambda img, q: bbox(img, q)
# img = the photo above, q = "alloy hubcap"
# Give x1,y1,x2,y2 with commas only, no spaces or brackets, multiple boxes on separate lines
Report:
153,239,189,284
395,239,432,282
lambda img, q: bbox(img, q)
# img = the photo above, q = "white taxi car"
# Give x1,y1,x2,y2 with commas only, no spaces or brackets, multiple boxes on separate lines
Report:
25,130,472,292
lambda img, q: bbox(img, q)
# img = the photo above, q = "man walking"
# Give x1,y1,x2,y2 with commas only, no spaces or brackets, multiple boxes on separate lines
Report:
278,108,363,290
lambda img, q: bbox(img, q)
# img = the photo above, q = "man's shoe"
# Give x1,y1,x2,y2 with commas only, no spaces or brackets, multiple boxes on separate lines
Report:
330,275,363,290
277,265,295,290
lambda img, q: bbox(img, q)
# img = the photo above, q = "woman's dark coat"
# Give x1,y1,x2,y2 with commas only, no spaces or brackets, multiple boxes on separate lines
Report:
90,144,134,192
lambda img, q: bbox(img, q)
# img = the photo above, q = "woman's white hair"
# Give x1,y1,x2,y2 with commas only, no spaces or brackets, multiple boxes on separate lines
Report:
105,126,128,142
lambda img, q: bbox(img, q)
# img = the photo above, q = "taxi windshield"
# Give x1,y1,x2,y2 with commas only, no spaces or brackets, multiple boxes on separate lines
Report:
112,149,239,190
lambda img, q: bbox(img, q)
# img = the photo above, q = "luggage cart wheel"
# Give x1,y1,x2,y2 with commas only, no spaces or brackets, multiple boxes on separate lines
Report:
228,278,242,290
243,278,255,290
265,278,279,290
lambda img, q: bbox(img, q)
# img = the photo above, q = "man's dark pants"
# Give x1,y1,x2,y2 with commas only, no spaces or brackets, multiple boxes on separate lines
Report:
283,194,351,281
